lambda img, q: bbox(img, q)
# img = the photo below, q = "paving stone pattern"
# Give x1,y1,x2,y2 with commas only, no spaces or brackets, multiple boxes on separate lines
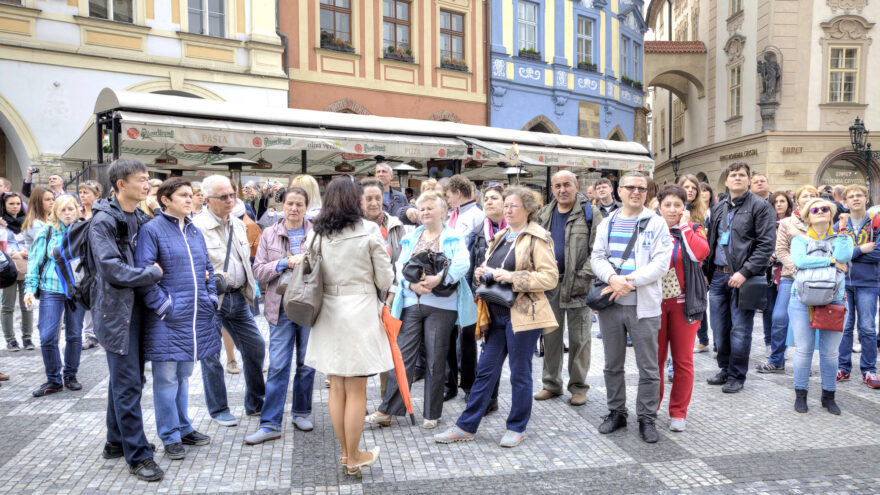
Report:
1,311,879,494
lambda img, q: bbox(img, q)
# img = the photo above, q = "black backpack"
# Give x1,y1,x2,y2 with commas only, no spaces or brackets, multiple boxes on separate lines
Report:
51,219,96,309
0,251,17,289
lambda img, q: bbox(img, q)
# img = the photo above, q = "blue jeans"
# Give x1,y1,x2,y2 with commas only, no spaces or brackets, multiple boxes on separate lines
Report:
261,306,315,431
789,297,844,391
37,291,85,384
709,271,756,382
152,361,195,445
456,315,542,435
767,279,793,368
201,292,266,417
839,286,878,375
762,282,778,346
105,303,153,465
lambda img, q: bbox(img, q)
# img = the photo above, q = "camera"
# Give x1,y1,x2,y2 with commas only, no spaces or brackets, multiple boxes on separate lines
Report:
30,167,39,174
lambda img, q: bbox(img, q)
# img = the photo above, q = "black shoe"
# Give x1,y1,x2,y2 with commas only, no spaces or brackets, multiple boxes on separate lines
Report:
638,420,659,443
164,442,186,460
181,430,211,446
6,339,20,352
32,381,63,397
102,442,156,459
794,389,808,413
22,339,34,350
821,389,840,415
707,371,729,385
598,410,628,434
485,398,499,414
129,458,164,482
721,380,743,393
444,388,458,401
63,376,82,391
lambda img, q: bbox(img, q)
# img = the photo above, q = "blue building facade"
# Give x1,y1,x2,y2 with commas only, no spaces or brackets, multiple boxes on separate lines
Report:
489,0,647,141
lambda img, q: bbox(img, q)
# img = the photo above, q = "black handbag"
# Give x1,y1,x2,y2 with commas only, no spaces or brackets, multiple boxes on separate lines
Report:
475,273,515,307
586,217,650,311
401,250,458,297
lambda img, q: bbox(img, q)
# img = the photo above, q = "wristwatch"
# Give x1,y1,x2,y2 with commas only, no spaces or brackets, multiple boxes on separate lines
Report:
830,257,837,265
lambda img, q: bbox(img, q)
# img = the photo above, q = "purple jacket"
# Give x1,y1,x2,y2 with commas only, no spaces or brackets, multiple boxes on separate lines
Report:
253,217,313,325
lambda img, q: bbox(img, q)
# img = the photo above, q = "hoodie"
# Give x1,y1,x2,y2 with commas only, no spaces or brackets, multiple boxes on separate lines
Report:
838,212,880,288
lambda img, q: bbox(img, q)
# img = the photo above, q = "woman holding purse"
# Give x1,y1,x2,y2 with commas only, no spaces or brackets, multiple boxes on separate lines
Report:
789,198,853,415
1,192,33,351
435,186,558,448
365,190,475,430
245,187,316,445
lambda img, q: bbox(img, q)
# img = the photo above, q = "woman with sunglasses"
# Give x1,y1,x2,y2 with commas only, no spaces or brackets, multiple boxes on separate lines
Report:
756,185,818,374
1,192,33,351
78,181,103,220
788,198,852,415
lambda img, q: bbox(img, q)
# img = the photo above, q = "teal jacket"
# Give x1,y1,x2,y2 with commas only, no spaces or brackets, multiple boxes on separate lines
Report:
391,225,477,327
790,233,854,303
25,222,68,295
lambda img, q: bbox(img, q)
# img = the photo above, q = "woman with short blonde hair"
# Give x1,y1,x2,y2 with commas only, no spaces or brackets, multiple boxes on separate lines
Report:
290,174,323,219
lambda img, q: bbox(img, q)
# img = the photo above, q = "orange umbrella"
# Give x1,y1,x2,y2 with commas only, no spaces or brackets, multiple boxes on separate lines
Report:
381,305,416,425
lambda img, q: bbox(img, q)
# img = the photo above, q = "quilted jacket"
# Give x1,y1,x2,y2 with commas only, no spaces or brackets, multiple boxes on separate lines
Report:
134,211,220,362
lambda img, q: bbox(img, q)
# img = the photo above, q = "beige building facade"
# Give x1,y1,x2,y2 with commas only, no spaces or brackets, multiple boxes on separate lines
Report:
0,0,287,188
645,0,880,198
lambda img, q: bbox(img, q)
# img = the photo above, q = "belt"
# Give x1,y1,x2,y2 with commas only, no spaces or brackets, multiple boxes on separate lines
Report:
715,265,732,274
323,283,375,296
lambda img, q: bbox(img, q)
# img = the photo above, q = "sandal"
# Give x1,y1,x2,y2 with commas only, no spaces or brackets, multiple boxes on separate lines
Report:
344,446,380,477
364,411,392,426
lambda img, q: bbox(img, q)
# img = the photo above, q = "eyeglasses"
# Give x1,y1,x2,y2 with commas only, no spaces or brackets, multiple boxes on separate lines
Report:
621,185,648,194
210,193,236,202
810,206,831,214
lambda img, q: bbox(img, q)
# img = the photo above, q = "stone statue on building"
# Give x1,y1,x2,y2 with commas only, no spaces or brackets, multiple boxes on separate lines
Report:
757,53,781,103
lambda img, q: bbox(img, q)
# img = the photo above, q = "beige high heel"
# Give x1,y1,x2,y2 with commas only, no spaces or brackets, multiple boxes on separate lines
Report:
344,446,380,477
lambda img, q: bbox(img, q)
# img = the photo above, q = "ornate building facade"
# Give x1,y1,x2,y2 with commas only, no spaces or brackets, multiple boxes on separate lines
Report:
488,0,649,144
282,0,487,124
646,0,880,196
0,0,287,186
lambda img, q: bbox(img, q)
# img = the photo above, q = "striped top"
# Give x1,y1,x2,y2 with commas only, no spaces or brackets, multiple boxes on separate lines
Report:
608,215,640,276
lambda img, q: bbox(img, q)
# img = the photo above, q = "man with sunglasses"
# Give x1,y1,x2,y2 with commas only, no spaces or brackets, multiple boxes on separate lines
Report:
591,172,673,443
704,162,776,394
193,175,266,427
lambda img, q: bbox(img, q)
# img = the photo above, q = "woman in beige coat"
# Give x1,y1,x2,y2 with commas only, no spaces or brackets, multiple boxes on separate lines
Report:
302,177,394,477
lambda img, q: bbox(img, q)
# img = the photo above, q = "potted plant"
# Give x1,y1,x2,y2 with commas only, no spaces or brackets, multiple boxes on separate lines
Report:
620,75,644,91
577,61,598,72
441,57,468,72
518,47,542,61
384,45,414,63
320,31,354,52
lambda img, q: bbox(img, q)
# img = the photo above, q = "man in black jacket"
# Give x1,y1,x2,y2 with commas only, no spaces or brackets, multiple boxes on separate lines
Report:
704,162,776,393
90,159,165,482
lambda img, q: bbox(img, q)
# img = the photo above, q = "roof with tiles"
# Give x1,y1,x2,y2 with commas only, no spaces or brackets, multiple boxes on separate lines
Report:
644,41,707,54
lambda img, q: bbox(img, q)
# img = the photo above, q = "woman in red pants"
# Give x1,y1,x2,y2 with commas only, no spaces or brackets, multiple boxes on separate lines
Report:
656,185,710,432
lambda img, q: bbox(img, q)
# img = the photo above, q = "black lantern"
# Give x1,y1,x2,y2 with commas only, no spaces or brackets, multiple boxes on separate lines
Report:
848,117,880,200
850,117,868,152
671,155,681,181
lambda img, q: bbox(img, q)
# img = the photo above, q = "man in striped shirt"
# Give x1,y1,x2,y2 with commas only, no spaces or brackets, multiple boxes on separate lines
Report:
591,172,673,444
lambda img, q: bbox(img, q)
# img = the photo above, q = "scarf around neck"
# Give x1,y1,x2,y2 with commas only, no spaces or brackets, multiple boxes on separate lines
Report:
808,225,833,241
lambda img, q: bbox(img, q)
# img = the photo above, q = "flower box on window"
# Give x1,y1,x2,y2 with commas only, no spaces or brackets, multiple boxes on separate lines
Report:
577,61,598,73
620,75,644,91
384,46,415,63
320,31,355,53
517,48,542,61
441,58,468,72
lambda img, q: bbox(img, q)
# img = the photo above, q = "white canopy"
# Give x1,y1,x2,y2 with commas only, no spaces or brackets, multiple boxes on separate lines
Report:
62,88,654,179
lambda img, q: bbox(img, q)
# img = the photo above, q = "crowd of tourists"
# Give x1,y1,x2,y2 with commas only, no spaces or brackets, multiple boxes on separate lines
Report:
0,159,877,482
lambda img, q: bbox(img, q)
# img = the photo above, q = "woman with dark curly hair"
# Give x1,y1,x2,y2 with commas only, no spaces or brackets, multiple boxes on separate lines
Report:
303,177,395,476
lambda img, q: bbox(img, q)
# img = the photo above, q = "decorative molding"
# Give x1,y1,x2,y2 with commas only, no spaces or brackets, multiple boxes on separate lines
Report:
724,34,746,64
552,94,568,116
726,9,744,35
491,85,507,110
820,15,875,42
827,0,869,14
426,110,462,123
323,98,371,115
521,115,560,134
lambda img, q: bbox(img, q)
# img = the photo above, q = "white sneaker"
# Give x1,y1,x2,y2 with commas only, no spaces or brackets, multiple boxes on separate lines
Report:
423,419,439,429
669,417,686,432
853,342,862,353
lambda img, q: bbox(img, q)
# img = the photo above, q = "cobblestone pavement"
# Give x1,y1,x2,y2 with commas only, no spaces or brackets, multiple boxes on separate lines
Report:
1,311,880,494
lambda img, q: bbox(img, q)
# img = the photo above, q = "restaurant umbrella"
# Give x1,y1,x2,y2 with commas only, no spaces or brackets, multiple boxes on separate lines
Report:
381,305,416,425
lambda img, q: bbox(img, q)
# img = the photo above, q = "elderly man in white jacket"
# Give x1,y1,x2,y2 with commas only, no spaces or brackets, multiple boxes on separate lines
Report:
590,172,673,444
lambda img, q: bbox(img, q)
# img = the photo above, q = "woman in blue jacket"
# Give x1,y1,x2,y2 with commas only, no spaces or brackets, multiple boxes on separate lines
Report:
366,191,476,429
135,177,220,461
789,198,854,416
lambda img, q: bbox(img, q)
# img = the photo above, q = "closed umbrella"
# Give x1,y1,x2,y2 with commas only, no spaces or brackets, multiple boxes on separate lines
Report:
381,305,415,425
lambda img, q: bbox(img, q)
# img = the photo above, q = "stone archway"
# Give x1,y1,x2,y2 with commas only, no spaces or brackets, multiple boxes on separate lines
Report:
521,115,561,134
323,98,371,115
125,80,225,101
426,110,462,123
606,125,627,141
815,147,880,200
0,93,40,174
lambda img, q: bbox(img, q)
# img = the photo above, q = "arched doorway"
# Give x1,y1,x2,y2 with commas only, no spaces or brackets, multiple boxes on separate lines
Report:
521,115,561,134
816,148,880,202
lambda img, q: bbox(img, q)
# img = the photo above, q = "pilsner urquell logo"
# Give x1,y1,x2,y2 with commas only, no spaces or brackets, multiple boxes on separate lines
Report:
140,128,174,139
264,137,292,147
363,144,386,153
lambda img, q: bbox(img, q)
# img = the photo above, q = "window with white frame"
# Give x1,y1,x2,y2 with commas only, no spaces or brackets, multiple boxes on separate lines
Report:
729,0,742,16
828,47,859,103
621,37,630,78
188,0,225,37
576,17,593,65
633,43,641,80
660,109,666,151
672,97,684,142
89,0,134,23
691,10,699,40
728,64,742,117
517,1,538,52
